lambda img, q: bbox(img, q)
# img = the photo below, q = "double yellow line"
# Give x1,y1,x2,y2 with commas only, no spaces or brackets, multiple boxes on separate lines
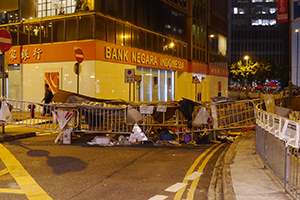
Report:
174,143,225,200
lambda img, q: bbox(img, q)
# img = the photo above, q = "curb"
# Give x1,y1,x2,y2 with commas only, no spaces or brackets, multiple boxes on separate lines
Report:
223,136,240,200
0,132,37,142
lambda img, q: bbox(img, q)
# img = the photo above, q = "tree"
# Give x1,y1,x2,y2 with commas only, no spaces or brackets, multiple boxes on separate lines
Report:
229,59,289,88
229,60,258,86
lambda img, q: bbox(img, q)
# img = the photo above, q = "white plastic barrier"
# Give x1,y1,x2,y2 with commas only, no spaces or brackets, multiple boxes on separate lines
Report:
256,108,300,199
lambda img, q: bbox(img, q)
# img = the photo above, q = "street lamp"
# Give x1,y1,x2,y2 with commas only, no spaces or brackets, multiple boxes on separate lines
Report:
244,55,250,67
244,55,250,98
296,28,299,86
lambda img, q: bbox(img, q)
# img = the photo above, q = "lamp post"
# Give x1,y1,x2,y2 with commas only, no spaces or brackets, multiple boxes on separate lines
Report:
296,28,299,86
244,55,249,67
244,55,250,99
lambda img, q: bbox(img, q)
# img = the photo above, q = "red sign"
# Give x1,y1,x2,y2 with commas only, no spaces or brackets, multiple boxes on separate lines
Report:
75,48,84,63
192,76,200,84
0,29,12,52
277,0,288,23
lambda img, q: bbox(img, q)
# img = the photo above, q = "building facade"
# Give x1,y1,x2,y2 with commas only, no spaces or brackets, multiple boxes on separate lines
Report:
0,0,228,103
228,0,289,80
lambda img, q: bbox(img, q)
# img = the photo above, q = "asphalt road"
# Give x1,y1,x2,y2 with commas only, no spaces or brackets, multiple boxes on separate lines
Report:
0,133,228,200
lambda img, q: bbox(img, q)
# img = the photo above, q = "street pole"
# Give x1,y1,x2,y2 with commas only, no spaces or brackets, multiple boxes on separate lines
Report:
289,0,293,106
1,51,5,134
296,29,299,86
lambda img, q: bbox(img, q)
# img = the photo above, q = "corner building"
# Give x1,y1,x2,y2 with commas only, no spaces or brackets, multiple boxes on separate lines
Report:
0,0,228,103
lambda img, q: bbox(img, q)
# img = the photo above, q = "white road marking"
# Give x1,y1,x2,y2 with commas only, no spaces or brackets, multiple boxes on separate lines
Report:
184,172,203,180
148,195,168,200
165,183,188,193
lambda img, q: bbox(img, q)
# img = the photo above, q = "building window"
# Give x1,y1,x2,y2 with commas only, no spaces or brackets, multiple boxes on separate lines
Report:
137,66,174,102
37,0,76,18
234,7,238,14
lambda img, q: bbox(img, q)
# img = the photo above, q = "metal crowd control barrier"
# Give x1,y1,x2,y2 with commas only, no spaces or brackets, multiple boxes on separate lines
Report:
2,99,61,131
0,99,257,138
74,104,132,134
256,107,300,199
125,100,256,138
1,99,81,131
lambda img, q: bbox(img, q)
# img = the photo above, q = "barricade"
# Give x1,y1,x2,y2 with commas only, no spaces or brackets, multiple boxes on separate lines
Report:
74,104,131,134
2,99,62,131
124,100,256,142
0,98,257,144
256,106,300,199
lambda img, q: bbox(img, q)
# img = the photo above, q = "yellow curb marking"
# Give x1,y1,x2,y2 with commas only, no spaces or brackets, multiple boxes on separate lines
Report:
0,144,52,199
174,143,225,200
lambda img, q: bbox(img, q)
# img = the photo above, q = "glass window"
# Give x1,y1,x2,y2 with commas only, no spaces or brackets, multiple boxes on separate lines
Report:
41,21,52,43
53,19,65,42
66,17,77,41
19,23,29,45
7,65,21,100
30,23,41,44
132,27,138,48
136,66,175,102
116,22,124,46
79,15,93,40
153,35,158,53
139,30,146,50
147,32,152,51
107,19,116,43
9,25,18,46
37,0,76,17
124,25,131,47
95,15,106,41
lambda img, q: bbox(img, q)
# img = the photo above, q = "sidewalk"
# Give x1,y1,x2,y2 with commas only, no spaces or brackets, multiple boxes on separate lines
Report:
224,130,293,200
0,124,53,142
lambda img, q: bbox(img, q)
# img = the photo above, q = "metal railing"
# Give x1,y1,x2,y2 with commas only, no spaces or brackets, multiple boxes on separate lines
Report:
256,106,300,199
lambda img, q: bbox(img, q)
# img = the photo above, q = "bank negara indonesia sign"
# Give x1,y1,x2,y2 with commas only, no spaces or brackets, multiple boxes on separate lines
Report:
105,46,185,70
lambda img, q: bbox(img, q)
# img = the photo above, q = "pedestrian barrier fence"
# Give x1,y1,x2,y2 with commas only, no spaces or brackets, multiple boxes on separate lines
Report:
256,106,300,199
0,98,256,142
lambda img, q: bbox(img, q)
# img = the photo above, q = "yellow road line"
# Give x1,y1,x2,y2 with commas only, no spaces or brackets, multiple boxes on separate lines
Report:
174,144,218,200
0,144,52,200
187,143,225,200
0,168,9,176
0,188,25,194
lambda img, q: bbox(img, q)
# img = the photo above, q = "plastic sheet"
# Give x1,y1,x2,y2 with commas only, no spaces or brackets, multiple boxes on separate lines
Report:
193,107,213,125
126,105,143,123
0,101,12,121
264,94,275,114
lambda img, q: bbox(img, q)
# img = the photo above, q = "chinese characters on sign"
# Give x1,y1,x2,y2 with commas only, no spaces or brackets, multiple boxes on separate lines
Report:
33,48,43,60
21,49,30,60
277,0,288,23
9,49,16,61
9,48,43,62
